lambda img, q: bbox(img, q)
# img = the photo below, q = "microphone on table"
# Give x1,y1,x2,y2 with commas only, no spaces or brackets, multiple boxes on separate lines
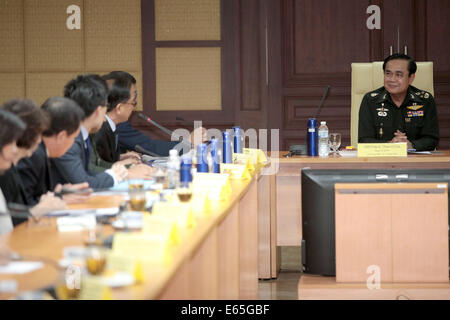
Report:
313,85,331,119
137,113,178,139
137,112,194,153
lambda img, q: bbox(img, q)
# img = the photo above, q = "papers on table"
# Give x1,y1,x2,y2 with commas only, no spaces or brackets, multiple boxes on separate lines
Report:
0,261,44,274
407,149,433,154
47,207,120,217
338,150,357,157
110,179,155,192
57,214,96,232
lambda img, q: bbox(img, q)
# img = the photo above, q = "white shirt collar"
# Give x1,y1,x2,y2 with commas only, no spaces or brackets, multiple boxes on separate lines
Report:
105,114,116,132
80,125,89,141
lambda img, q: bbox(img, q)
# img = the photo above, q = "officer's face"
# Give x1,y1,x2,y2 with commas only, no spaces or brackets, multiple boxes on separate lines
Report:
384,59,415,97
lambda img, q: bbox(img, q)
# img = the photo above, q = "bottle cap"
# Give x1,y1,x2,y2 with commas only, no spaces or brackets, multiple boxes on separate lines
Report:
169,149,178,157
321,121,326,125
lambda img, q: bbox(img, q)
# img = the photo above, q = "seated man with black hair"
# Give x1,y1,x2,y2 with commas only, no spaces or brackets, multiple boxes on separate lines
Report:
17,97,89,206
358,53,439,151
51,74,129,189
0,98,66,225
104,71,179,157
93,72,142,164
106,71,206,156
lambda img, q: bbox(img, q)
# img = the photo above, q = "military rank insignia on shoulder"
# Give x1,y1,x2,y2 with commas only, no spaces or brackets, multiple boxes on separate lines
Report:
419,91,431,99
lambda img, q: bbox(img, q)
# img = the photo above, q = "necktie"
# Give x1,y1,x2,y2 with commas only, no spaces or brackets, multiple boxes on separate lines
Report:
46,157,53,190
84,138,91,171
114,133,119,151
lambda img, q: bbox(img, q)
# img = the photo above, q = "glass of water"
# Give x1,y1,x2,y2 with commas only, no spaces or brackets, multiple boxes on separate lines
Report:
329,133,341,154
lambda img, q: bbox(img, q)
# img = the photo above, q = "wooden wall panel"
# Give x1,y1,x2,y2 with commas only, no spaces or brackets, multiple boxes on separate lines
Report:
426,0,450,73
0,0,24,72
0,0,143,109
424,0,450,150
154,0,221,41
26,72,80,106
240,0,262,112
24,0,83,72
84,0,142,71
0,73,25,104
284,0,373,86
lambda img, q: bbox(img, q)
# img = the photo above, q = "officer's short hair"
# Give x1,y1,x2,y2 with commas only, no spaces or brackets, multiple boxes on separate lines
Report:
383,53,417,77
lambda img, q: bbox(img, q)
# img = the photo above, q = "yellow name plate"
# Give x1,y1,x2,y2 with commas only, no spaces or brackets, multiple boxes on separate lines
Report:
112,232,172,264
243,148,268,164
220,163,251,180
106,252,144,284
79,278,113,300
142,215,181,245
233,153,255,173
190,193,212,217
192,172,232,201
357,143,407,157
151,202,196,229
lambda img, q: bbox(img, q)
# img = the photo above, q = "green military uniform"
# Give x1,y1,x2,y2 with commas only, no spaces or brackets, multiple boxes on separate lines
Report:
358,85,439,151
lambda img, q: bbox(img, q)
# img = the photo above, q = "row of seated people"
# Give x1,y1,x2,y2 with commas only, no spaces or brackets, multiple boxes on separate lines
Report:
0,71,204,235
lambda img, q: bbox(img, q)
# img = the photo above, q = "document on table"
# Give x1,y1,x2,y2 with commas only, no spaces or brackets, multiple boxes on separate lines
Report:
338,150,357,157
0,261,44,274
46,207,120,217
407,149,433,155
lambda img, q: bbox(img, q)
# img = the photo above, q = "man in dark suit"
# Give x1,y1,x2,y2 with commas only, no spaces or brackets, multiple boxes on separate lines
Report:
103,71,182,157
17,97,87,206
51,74,129,189
116,120,179,157
106,71,207,157
94,72,141,163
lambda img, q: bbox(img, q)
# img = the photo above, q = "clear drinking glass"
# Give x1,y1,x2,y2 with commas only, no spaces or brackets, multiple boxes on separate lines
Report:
328,133,341,154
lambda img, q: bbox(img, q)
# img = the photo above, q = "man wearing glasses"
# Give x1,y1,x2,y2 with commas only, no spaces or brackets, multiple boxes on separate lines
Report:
358,53,439,151
94,72,142,164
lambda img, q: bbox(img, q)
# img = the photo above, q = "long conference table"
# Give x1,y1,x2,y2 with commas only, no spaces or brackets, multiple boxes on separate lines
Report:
2,151,450,299
0,166,262,300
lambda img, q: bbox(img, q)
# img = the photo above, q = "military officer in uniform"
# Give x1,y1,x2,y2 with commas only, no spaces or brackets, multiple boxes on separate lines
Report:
358,53,439,151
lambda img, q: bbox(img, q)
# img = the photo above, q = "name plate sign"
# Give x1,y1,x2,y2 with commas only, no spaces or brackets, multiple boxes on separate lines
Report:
357,143,407,157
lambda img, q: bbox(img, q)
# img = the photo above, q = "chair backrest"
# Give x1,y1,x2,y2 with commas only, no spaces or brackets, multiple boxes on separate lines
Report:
350,61,434,147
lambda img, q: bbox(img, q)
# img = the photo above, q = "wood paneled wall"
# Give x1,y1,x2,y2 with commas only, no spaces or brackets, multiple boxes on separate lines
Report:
0,0,143,108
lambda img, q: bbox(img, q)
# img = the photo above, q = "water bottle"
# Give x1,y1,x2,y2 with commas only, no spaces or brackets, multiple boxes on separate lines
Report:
318,121,329,157
222,131,233,163
196,143,209,173
166,149,180,189
180,155,193,188
209,138,221,173
307,118,318,156
233,126,243,153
